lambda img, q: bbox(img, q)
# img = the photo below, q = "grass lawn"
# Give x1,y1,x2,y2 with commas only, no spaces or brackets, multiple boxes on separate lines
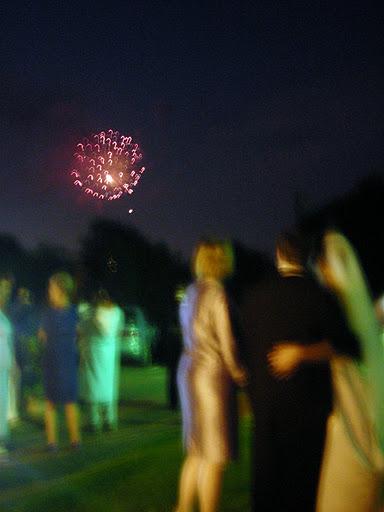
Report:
0,366,252,511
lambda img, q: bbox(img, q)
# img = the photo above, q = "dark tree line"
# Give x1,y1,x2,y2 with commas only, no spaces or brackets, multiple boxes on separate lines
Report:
0,220,191,365
298,172,384,298
1,219,274,365
79,219,190,363
3,171,381,366
0,235,75,301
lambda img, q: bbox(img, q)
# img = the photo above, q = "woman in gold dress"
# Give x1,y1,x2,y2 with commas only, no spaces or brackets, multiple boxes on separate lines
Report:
175,241,246,512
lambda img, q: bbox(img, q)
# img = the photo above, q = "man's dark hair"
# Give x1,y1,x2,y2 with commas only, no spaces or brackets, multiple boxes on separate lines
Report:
276,230,307,267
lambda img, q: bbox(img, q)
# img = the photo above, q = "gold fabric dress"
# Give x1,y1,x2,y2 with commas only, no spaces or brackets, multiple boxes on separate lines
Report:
177,278,243,463
317,359,384,512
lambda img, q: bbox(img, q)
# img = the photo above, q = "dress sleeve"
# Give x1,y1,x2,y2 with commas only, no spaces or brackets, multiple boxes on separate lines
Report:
212,286,246,383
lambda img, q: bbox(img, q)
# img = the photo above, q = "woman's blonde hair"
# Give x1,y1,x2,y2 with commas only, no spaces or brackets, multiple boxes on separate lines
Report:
193,240,234,280
50,272,75,300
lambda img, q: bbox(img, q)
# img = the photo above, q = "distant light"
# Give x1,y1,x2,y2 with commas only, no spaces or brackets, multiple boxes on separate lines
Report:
129,209,134,214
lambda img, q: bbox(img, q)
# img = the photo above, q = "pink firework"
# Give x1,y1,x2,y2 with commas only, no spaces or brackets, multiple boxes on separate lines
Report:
70,129,146,200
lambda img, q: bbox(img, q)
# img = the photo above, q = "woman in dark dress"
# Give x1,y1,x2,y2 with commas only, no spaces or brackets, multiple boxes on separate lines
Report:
39,272,80,450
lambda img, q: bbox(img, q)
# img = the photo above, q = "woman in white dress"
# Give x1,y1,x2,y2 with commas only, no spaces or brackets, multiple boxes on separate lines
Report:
79,289,124,431
175,241,246,512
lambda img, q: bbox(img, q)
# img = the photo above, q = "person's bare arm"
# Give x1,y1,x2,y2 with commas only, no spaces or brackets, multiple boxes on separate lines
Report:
268,340,334,379
213,288,247,386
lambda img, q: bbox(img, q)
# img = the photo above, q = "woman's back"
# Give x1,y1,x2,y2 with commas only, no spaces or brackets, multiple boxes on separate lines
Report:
79,303,123,404
180,280,225,367
94,304,124,341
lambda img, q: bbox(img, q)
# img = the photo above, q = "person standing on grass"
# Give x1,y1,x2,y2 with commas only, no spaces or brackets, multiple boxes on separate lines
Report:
0,273,14,458
239,231,358,512
79,288,124,432
270,231,384,511
39,272,81,451
10,287,39,419
175,240,247,512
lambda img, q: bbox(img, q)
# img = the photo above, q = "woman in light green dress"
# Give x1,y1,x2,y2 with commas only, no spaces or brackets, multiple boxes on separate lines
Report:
79,290,124,431
0,274,14,456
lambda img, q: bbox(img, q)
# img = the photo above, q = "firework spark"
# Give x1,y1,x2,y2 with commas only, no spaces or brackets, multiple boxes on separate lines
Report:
70,129,145,200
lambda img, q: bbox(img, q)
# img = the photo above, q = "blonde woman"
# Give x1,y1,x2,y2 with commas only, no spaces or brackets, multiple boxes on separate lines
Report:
175,241,246,512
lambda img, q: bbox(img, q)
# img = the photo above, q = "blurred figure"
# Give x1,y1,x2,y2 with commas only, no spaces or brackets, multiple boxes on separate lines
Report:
268,231,384,510
316,231,384,511
39,272,80,450
164,285,185,410
10,287,39,419
375,294,384,327
7,354,19,426
79,289,124,432
240,231,357,512
0,274,14,458
163,320,183,410
175,241,246,512
5,286,19,427
375,294,384,358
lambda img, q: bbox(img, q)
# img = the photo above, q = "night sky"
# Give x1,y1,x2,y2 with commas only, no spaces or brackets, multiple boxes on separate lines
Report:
1,1,383,259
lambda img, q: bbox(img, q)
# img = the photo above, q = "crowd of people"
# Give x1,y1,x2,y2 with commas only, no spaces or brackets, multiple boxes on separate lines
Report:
1,225,384,511
174,232,384,512
0,273,124,456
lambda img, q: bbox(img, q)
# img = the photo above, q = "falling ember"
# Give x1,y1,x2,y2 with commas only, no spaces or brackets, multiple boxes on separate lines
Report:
70,129,146,201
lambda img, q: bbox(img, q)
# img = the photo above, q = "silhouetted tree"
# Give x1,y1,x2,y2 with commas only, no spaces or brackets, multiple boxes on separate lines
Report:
80,218,188,364
0,235,76,301
0,234,29,280
299,172,384,298
31,244,77,301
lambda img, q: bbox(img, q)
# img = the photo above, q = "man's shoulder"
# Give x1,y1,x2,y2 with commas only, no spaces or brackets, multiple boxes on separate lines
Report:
242,274,283,296
281,274,325,295
239,277,279,313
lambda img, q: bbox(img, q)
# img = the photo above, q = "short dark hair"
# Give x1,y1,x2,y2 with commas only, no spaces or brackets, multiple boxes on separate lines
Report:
276,230,307,267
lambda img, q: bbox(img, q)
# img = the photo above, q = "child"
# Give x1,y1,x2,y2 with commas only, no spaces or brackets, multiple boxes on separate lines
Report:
39,272,80,450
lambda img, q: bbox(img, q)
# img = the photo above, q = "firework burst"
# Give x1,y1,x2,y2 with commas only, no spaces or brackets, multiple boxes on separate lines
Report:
70,129,145,200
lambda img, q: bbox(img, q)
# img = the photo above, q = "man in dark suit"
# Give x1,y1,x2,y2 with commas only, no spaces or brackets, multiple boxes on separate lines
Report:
239,231,359,512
